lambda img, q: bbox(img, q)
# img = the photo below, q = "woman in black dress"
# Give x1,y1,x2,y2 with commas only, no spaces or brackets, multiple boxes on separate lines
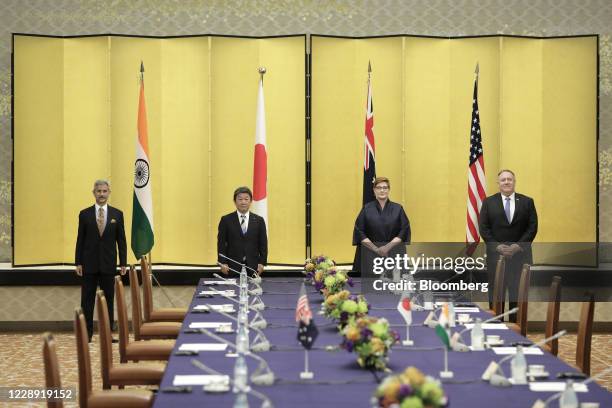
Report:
352,177,411,275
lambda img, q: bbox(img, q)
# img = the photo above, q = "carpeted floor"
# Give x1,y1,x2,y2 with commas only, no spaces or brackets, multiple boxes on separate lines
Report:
0,331,610,407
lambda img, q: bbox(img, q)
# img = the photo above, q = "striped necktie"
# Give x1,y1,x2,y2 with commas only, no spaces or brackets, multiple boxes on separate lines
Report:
240,214,247,235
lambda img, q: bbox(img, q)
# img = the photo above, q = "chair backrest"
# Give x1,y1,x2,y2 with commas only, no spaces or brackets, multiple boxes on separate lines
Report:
115,276,131,362
129,266,144,341
42,332,64,408
74,308,92,408
576,293,595,376
545,276,562,356
492,256,506,315
96,290,114,388
141,257,154,322
516,264,532,336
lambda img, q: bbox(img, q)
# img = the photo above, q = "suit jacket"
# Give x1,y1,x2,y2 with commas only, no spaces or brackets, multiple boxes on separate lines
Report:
75,205,127,275
479,192,538,265
217,211,268,272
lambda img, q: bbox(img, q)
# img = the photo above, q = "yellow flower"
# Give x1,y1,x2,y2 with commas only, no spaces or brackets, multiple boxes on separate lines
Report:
345,327,361,342
404,366,425,388
371,337,385,353
338,290,350,300
314,270,323,282
383,378,401,401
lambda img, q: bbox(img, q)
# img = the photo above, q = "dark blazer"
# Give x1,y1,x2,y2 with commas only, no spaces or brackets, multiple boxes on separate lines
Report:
479,192,538,264
217,211,268,272
75,205,127,274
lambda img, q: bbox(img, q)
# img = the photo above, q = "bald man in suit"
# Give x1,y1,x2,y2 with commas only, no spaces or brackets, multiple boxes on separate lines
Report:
479,169,538,322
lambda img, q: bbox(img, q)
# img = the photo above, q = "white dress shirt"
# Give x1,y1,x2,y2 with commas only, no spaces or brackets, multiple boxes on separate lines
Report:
237,210,250,233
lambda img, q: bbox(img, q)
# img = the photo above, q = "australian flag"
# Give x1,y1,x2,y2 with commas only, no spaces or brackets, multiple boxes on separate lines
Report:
363,61,376,206
296,283,318,349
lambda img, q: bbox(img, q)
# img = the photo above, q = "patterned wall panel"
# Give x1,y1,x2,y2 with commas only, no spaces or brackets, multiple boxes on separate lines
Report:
1,0,611,262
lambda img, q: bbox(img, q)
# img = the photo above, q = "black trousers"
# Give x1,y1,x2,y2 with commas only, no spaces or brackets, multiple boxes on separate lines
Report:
80,273,115,339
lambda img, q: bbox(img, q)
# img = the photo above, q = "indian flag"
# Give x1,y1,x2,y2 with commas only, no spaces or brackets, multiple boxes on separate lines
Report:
435,303,451,350
131,62,154,259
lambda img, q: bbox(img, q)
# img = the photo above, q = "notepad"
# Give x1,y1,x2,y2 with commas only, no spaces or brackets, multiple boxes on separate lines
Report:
173,375,230,386
199,290,236,297
529,382,588,392
492,347,544,355
203,279,236,285
193,304,235,312
463,323,509,330
454,307,480,313
189,322,232,329
178,343,228,352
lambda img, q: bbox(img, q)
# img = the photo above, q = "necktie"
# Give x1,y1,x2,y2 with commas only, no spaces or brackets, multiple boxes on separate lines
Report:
97,207,105,236
504,197,512,223
240,214,247,235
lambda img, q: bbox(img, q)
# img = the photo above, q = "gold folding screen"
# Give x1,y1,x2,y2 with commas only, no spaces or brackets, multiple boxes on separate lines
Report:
14,34,596,266
311,35,597,263
14,35,305,265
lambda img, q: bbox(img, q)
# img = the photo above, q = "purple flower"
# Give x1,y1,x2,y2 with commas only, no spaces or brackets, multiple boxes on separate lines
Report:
329,269,336,275
398,384,413,398
343,340,354,352
348,277,354,287
314,281,324,291
361,328,373,340
349,294,359,301
340,311,349,321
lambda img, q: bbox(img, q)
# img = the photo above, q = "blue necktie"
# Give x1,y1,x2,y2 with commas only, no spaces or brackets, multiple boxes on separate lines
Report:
504,197,512,223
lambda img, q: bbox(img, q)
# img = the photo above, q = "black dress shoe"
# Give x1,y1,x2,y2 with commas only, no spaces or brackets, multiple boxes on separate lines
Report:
88,336,92,343
112,338,119,343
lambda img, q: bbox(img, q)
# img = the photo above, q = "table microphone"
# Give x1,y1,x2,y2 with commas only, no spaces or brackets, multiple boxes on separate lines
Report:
218,253,263,285
482,330,567,386
214,273,263,296
217,261,263,287
449,307,519,352
203,288,265,312
531,365,612,408
206,307,271,352
195,327,276,386
190,359,274,408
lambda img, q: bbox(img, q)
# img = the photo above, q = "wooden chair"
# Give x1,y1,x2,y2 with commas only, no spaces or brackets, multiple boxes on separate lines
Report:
507,264,531,336
140,258,186,322
114,276,174,364
543,276,562,356
42,332,63,408
73,308,154,408
487,255,506,316
128,267,181,341
96,291,166,389
576,293,595,376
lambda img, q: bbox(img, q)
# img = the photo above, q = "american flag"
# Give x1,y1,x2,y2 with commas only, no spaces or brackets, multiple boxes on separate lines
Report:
363,61,376,205
466,64,486,255
295,282,312,324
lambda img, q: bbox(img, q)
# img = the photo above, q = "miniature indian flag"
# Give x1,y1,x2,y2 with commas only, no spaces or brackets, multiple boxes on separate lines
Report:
435,303,451,349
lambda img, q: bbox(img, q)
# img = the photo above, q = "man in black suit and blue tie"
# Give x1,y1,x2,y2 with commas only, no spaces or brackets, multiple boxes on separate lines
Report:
479,170,538,321
218,186,268,275
75,180,127,341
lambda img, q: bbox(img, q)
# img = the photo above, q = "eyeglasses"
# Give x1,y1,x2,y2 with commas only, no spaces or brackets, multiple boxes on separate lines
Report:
374,186,389,190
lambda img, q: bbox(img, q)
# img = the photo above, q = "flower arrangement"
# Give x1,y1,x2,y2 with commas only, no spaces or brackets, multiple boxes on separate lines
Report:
373,366,448,408
341,316,399,371
304,255,353,295
324,290,369,328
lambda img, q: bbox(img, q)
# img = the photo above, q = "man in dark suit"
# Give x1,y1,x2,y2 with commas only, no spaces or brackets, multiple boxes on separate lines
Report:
479,169,538,321
75,180,127,341
218,186,268,275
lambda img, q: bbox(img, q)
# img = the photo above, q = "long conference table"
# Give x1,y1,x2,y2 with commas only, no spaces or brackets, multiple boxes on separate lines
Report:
153,278,612,407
